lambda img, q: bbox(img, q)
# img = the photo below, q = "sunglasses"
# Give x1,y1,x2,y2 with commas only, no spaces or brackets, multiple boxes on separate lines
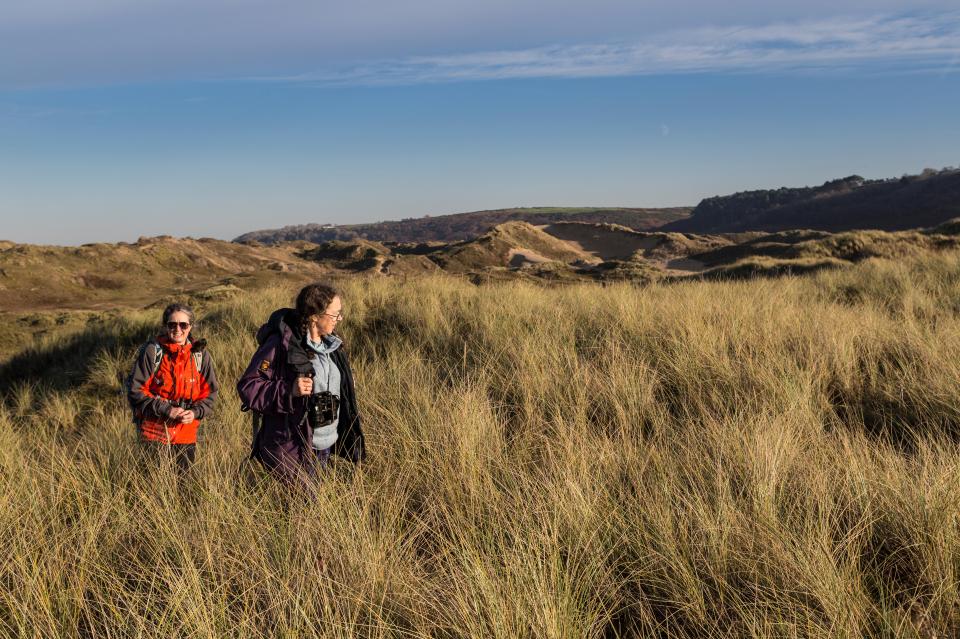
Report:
166,321,191,331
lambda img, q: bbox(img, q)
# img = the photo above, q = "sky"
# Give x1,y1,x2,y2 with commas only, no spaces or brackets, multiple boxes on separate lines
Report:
1,1,958,244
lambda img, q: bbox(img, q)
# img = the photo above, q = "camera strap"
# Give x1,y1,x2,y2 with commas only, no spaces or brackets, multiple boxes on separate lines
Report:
306,339,336,397
320,352,334,395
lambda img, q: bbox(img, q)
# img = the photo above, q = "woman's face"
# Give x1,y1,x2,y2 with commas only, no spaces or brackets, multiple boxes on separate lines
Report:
165,311,192,345
309,296,343,339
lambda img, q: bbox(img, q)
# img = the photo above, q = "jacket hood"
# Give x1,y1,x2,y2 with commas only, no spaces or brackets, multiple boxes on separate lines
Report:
256,307,301,346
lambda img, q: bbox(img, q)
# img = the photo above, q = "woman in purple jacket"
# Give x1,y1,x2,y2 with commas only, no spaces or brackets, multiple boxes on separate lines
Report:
237,282,365,484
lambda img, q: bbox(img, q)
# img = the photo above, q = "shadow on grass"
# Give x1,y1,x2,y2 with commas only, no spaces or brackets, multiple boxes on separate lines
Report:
0,320,155,396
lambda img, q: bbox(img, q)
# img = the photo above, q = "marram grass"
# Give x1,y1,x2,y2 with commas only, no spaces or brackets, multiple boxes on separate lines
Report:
1,255,960,637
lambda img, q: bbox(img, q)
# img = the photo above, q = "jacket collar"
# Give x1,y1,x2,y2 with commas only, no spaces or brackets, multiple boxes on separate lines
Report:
157,335,194,354
307,333,342,354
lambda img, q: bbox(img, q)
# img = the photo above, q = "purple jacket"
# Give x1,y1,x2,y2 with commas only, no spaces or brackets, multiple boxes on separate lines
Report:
237,308,365,475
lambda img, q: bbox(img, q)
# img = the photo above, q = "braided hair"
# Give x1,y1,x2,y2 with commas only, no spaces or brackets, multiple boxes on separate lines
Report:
295,282,340,338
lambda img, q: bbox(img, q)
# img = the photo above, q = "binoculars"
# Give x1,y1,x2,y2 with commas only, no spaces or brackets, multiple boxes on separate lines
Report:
307,391,340,429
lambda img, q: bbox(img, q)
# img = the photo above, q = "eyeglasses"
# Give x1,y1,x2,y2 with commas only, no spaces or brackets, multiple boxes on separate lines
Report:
166,321,191,330
322,311,344,321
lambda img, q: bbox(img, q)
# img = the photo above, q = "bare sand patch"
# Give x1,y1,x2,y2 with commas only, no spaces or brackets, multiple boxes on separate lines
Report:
540,223,658,260
508,248,552,267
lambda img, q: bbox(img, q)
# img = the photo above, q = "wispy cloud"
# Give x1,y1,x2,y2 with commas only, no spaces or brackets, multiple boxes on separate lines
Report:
263,12,960,86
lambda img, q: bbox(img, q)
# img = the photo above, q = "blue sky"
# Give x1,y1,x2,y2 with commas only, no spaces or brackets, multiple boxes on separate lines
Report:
1,2,958,244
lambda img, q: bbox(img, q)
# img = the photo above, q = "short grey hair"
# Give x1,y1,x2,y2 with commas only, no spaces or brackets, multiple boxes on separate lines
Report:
162,303,195,325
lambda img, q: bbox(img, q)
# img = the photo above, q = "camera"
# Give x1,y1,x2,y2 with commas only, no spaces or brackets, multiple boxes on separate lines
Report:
307,391,340,429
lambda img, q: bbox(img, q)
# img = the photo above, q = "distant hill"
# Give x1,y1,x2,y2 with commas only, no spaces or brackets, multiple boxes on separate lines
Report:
662,168,960,234
6,216,960,334
290,218,960,285
234,207,692,244
0,236,327,314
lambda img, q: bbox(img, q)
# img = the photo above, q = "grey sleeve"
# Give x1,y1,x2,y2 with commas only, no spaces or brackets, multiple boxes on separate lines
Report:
193,351,219,420
127,343,173,420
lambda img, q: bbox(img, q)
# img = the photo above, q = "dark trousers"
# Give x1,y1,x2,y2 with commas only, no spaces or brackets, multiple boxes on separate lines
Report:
140,441,196,473
257,439,332,488
313,446,331,467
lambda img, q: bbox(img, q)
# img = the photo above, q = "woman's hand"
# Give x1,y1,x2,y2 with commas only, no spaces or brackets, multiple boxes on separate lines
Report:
178,410,196,424
167,405,185,420
293,376,313,397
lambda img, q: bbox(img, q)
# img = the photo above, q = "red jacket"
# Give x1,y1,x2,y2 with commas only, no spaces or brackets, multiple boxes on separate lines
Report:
127,336,219,444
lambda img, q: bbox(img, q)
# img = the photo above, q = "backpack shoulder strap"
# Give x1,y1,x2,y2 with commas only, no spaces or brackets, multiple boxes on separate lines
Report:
151,342,164,374
125,340,162,386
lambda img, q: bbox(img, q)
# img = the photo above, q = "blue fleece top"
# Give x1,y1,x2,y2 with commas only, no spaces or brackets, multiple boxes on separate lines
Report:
306,334,342,450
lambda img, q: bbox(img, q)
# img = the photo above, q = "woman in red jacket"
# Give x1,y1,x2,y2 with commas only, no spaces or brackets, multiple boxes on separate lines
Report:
127,303,219,471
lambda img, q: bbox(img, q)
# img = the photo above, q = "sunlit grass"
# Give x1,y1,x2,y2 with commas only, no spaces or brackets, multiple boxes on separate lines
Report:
1,255,960,636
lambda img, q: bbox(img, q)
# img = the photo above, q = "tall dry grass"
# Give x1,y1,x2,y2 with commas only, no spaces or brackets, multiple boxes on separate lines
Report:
2,254,960,637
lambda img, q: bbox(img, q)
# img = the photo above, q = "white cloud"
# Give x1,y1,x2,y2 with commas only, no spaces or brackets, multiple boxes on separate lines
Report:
260,12,960,86
1,3,958,88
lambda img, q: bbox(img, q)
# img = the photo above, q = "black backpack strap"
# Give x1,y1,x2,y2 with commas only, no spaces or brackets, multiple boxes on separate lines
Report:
240,403,261,461
249,410,264,461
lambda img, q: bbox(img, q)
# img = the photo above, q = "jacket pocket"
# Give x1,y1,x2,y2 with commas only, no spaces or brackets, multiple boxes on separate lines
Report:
254,413,288,446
